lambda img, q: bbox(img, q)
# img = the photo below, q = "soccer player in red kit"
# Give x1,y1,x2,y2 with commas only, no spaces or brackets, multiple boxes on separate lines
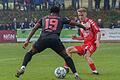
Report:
64,8,101,75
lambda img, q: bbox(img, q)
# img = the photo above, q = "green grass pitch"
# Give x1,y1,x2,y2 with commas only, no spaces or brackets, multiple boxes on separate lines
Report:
0,43,120,80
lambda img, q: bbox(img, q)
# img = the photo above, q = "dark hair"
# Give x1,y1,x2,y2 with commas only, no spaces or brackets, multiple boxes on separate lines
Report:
50,6,60,14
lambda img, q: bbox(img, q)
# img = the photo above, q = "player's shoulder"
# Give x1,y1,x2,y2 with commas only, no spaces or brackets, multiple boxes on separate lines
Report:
87,18,96,23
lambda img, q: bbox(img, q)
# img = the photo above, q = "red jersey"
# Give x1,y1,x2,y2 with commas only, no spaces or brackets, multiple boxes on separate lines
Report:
80,18,100,44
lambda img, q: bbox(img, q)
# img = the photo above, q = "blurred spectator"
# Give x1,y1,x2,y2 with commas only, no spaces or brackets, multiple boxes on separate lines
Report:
2,0,9,10
118,0,120,10
76,0,80,9
48,0,55,9
115,20,120,28
9,23,13,30
0,23,18,30
33,0,44,10
12,18,17,30
20,18,29,33
97,18,104,28
0,24,4,30
29,20,35,28
72,0,80,10
30,0,35,10
111,0,117,9
20,22,25,33
13,0,20,10
12,18,20,30
94,0,101,11
109,22,116,29
24,0,31,11
4,24,10,30
23,18,30,29
54,0,65,9
18,0,25,10
0,24,2,30
33,18,38,24
104,0,110,10
44,0,48,9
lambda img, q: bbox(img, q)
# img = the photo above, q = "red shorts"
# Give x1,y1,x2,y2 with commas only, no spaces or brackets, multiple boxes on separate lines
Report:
74,43,97,56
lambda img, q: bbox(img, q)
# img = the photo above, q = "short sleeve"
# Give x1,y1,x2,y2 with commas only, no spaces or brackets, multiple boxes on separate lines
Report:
90,20,100,34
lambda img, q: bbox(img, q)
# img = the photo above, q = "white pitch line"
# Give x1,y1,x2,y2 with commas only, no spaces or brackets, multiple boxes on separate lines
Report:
99,46,120,50
0,58,21,62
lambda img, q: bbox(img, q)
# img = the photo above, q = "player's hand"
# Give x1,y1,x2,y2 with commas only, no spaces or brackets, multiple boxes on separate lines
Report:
72,35,77,40
95,40,100,47
23,40,29,49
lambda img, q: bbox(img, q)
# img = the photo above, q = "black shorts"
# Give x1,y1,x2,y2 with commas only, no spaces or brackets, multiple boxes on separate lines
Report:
33,37,66,54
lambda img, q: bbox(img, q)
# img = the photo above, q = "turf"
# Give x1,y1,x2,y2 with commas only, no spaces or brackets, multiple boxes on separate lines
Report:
17,29,78,38
0,43,120,80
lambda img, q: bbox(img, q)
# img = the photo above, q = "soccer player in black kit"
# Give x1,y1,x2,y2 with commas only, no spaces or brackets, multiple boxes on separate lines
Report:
15,6,85,80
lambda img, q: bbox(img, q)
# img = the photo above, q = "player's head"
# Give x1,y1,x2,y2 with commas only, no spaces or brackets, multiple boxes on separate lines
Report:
77,8,87,19
50,6,60,14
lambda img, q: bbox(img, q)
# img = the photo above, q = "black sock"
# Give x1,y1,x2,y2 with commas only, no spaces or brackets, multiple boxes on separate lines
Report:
65,56,77,73
22,51,34,67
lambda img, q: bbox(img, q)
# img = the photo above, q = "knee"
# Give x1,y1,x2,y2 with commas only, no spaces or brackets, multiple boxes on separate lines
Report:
66,48,70,54
29,44,39,54
84,55,88,60
66,46,74,54
84,53,90,60
84,54,93,62
28,49,38,55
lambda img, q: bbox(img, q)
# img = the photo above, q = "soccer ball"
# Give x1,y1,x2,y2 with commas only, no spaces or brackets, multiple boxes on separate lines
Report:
54,67,67,79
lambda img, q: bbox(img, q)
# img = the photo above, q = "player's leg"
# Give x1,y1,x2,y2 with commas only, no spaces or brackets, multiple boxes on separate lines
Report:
83,52,99,75
20,44,40,68
15,40,46,78
53,48,81,80
15,47,38,78
50,39,81,80
64,46,79,73
83,45,99,75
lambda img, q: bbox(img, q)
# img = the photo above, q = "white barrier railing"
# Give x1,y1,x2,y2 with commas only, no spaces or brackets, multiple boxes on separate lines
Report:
17,28,120,42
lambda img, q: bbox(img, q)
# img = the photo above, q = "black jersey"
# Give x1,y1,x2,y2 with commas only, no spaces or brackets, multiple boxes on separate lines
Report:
37,15,71,38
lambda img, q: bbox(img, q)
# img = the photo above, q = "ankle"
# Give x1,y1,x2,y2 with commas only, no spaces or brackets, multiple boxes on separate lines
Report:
74,72,79,76
92,70,98,73
21,66,26,70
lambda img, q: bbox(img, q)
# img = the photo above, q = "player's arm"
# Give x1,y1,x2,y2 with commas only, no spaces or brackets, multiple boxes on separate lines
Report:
95,32,101,47
23,23,40,49
69,20,86,30
26,23,40,41
63,17,86,30
92,20,101,47
72,35,83,40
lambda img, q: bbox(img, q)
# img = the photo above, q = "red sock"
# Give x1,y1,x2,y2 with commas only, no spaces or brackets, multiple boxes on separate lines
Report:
89,63,96,71
64,62,69,68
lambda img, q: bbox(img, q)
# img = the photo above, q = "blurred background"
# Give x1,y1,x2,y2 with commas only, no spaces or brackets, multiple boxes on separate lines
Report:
0,0,120,42
0,1,120,80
